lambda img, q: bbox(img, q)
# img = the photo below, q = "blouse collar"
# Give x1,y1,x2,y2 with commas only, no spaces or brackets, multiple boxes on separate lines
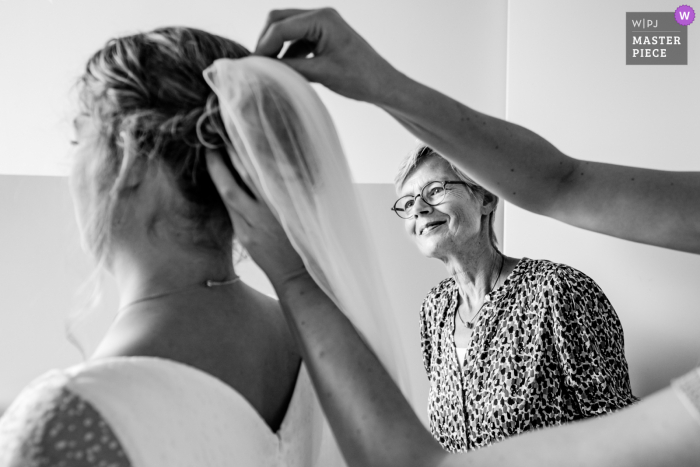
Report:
447,257,530,303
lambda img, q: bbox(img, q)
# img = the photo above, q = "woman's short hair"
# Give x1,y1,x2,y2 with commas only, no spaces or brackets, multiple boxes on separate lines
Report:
394,145,500,248
77,27,250,261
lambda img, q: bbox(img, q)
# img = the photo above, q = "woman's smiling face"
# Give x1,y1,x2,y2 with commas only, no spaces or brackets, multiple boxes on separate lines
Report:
398,156,489,260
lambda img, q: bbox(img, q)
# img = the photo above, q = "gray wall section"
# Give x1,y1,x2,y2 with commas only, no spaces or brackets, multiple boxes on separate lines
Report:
0,176,114,409
356,184,446,423
0,177,442,424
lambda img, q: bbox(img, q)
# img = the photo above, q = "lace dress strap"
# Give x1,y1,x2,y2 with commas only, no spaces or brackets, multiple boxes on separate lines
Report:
0,371,131,467
672,367,700,427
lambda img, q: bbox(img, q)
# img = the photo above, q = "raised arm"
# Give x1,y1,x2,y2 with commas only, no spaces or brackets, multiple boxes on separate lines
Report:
255,8,700,254
378,78,700,254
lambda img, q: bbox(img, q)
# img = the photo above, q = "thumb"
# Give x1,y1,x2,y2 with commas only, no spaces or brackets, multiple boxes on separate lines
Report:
279,56,329,84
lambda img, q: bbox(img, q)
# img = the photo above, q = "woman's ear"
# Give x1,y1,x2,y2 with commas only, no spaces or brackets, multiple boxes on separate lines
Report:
480,191,498,215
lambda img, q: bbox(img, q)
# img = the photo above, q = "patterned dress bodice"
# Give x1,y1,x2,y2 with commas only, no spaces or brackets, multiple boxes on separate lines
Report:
420,258,638,452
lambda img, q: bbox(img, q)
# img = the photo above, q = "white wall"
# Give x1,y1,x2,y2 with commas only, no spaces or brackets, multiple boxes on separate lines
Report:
505,0,700,396
0,0,506,184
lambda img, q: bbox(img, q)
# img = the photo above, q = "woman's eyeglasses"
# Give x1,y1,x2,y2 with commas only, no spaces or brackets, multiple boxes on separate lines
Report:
391,181,467,219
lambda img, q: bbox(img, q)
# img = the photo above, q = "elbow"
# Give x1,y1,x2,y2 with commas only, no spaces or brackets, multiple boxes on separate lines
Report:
535,157,582,220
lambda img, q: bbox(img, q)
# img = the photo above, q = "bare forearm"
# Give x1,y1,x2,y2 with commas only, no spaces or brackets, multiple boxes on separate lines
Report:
449,388,700,467
275,272,444,467
275,273,700,467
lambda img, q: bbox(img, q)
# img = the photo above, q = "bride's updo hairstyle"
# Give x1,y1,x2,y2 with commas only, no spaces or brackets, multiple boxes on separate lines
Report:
77,27,249,260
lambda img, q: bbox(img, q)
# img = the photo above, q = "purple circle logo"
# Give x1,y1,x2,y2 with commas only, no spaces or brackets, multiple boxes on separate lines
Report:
675,5,695,25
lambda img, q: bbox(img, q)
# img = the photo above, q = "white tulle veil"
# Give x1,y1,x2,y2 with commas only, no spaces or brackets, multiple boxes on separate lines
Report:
203,57,409,388
203,56,410,461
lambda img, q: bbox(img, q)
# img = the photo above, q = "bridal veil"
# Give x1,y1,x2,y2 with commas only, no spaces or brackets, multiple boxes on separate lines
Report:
204,56,411,466
204,57,409,392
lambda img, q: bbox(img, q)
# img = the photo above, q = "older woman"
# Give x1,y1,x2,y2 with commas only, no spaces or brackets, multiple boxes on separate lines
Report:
392,145,637,451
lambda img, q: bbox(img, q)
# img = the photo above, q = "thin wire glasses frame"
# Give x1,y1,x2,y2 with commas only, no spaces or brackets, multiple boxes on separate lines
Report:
391,180,468,219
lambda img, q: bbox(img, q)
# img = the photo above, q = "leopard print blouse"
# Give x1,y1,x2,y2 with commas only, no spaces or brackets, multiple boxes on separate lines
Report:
420,258,638,452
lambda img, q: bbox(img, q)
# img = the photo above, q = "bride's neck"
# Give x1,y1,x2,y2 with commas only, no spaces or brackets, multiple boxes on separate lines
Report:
109,238,235,311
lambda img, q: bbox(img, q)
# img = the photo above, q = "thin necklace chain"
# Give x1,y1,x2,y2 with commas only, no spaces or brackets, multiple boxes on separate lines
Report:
119,276,241,311
456,254,504,330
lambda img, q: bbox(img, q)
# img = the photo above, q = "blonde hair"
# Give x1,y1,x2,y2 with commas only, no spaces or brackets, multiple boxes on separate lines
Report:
76,27,251,262
395,145,499,248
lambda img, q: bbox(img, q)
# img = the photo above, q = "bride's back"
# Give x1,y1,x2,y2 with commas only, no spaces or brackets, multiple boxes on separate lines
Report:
75,27,301,432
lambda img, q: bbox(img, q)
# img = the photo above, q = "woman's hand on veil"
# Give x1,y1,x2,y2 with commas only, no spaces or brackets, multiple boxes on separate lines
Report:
255,8,403,104
206,151,307,287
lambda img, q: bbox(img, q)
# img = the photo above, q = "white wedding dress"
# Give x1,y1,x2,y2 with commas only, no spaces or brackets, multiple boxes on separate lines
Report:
0,57,408,466
0,357,339,467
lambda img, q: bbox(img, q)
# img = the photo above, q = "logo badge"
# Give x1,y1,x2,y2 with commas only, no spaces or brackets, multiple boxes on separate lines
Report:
675,5,695,26
627,12,688,65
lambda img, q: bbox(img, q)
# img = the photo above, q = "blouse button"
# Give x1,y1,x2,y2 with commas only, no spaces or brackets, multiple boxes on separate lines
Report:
484,294,490,302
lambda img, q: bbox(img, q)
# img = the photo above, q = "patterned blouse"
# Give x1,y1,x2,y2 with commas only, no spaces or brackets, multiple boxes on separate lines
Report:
420,258,638,452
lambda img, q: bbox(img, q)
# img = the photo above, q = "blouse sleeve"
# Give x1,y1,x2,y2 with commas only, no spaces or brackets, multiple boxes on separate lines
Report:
547,265,638,417
0,371,131,467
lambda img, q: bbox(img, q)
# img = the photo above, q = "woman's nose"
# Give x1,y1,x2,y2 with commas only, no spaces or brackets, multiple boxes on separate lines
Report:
412,196,433,216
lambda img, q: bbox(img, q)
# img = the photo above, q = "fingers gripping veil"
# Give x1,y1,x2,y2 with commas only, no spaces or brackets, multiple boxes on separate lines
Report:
203,57,410,392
